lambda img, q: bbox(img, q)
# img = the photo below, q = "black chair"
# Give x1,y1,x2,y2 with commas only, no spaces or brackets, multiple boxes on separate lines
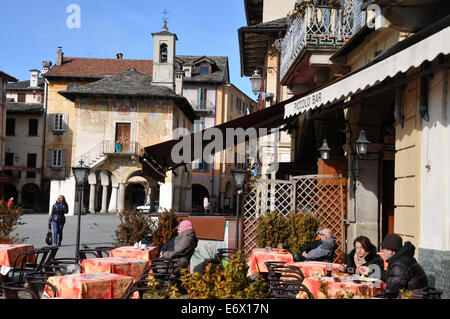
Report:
94,246,115,257
123,258,179,299
265,263,311,299
1,281,58,299
5,248,49,285
217,248,237,268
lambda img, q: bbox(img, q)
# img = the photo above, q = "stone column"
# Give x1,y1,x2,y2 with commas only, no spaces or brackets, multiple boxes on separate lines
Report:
100,185,108,213
88,184,96,213
87,172,97,214
108,185,118,214
117,183,125,213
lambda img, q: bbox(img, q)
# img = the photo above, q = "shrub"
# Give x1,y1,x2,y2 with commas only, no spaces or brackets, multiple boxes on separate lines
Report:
0,200,28,244
255,210,288,249
255,210,320,253
152,208,178,250
285,212,320,254
113,209,156,246
179,250,266,299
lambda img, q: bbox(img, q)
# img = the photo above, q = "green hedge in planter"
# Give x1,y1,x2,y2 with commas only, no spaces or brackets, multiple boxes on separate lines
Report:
255,210,320,254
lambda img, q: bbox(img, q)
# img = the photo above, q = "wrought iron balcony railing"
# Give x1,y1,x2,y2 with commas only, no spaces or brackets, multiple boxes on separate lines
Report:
190,100,215,113
280,0,366,81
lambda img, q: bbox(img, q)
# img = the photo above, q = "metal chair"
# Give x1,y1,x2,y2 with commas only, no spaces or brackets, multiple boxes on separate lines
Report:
1,281,58,299
265,263,311,299
217,248,237,268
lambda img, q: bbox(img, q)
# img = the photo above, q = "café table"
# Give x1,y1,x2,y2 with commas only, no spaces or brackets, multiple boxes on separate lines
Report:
110,246,158,262
247,248,294,277
81,257,149,281
43,272,134,299
297,275,386,299
287,261,342,278
0,244,35,267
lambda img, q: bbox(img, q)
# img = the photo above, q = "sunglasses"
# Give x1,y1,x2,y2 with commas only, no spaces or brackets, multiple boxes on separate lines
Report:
316,232,325,236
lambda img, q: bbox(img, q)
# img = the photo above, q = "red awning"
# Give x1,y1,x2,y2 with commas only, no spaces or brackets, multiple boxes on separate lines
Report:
140,94,299,182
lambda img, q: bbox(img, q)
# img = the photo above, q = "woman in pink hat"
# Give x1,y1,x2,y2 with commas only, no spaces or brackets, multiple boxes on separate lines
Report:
160,220,198,271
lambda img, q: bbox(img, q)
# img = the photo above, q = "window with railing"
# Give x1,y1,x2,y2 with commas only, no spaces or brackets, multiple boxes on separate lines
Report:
197,88,207,109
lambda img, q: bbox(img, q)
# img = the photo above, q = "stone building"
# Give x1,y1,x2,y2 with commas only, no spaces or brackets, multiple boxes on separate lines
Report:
0,70,18,198
43,23,196,215
4,69,48,211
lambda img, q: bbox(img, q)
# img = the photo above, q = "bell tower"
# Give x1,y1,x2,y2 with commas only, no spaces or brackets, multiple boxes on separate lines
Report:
151,20,178,91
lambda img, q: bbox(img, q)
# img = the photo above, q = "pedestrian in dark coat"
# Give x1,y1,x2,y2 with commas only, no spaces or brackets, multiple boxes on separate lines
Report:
160,220,198,271
48,195,69,246
374,234,428,299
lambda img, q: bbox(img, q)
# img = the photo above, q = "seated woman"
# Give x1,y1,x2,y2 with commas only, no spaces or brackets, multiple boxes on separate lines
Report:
160,220,198,272
339,235,385,278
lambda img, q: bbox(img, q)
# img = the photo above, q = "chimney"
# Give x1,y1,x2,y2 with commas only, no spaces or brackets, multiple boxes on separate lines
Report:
183,64,192,78
175,70,184,96
56,47,64,66
116,53,123,59
29,69,40,88
42,61,52,74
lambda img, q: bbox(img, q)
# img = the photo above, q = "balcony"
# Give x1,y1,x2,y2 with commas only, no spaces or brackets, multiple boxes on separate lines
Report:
71,140,142,169
280,0,366,85
190,100,215,114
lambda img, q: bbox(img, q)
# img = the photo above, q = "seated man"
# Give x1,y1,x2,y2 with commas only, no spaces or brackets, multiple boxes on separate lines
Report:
374,234,428,299
293,227,337,262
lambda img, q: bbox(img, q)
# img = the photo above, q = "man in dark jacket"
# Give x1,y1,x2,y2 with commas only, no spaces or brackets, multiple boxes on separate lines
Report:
374,234,428,299
293,227,337,262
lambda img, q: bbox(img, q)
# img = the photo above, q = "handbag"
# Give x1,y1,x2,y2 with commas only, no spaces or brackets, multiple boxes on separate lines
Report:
45,226,53,246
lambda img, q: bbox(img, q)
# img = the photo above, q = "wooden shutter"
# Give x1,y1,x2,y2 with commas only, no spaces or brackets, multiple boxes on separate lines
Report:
47,150,54,168
61,150,67,167
48,114,55,132
62,114,69,131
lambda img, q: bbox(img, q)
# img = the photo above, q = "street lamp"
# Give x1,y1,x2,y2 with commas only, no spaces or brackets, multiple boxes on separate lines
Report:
72,159,90,258
230,168,249,250
318,139,331,160
355,130,370,157
250,69,262,96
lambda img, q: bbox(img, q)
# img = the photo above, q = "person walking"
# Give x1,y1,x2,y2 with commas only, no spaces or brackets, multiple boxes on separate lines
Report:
48,195,69,246
7,197,14,208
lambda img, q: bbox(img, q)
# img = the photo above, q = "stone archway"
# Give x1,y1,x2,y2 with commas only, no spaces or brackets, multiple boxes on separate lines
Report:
192,183,210,214
22,183,40,210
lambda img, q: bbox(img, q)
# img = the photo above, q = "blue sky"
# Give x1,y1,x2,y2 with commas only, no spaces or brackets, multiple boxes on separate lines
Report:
0,0,255,99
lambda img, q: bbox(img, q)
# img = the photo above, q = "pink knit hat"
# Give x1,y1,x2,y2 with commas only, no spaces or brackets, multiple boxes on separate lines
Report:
179,220,193,232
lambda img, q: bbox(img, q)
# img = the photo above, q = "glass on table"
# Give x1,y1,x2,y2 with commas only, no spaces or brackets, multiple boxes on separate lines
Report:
347,267,355,275
265,242,272,252
326,264,333,277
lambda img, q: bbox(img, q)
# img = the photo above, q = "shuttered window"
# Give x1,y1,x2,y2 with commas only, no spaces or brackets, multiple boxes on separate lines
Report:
49,113,68,133
47,149,66,168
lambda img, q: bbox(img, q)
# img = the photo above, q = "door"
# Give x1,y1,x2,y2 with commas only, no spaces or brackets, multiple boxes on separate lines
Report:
115,123,131,153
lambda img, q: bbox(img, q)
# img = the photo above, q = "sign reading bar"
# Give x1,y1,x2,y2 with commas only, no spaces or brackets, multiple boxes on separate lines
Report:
284,91,323,119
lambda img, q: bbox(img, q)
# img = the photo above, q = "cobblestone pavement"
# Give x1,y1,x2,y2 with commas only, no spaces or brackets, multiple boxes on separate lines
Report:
12,213,122,259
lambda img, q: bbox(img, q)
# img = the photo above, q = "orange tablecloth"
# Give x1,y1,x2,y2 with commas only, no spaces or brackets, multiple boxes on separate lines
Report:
81,257,149,281
0,244,35,267
287,261,342,278
247,248,294,277
298,276,386,299
44,272,134,299
110,246,158,262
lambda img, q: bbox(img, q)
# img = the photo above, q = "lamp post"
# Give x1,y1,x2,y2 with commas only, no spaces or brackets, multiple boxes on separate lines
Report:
230,168,249,251
319,130,371,224
250,69,262,96
72,159,90,258
318,139,331,160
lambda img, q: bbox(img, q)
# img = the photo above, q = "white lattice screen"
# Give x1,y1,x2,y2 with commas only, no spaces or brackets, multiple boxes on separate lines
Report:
242,175,346,262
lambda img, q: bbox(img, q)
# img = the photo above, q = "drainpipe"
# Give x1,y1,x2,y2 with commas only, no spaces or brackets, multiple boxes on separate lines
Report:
41,78,49,209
